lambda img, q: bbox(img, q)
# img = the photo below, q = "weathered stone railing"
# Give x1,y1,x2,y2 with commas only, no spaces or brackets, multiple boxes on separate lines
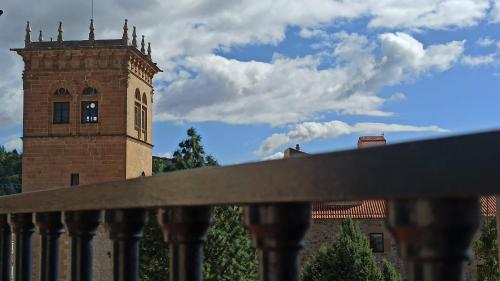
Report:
0,130,499,281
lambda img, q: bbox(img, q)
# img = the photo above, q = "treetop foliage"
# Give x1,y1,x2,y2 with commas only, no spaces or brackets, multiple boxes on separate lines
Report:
153,127,218,173
302,218,399,281
0,146,21,183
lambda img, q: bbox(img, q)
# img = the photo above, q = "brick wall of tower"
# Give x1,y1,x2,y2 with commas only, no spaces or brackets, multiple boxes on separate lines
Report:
22,49,129,138
21,48,132,191
126,138,153,178
22,136,127,191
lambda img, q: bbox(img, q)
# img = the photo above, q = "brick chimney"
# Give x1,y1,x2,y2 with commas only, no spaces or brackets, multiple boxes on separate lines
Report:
284,144,307,159
357,135,386,148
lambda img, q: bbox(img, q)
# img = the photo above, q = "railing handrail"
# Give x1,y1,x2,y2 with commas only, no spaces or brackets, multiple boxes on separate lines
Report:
0,129,499,214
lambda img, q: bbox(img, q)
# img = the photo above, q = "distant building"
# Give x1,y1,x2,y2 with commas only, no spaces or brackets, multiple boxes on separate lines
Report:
285,137,496,281
12,19,161,280
357,135,386,148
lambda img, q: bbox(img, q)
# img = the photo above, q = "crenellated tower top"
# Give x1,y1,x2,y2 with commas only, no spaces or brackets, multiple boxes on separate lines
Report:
12,19,161,85
15,19,159,66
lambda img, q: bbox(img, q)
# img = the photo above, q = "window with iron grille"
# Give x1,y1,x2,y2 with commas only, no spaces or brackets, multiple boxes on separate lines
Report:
81,101,98,123
53,102,70,124
369,233,384,253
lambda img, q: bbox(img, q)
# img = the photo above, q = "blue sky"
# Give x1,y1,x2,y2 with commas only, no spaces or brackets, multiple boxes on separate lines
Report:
1,1,500,165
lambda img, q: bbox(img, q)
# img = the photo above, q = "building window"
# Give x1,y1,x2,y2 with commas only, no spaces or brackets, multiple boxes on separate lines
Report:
141,106,147,134
53,102,70,124
369,233,384,253
135,89,141,101
54,88,70,96
81,101,98,123
70,173,79,186
134,103,141,130
82,87,98,95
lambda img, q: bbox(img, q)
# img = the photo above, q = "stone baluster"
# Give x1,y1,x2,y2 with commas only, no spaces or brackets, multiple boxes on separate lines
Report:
0,214,11,281
386,198,480,281
36,212,64,281
105,208,147,281
10,213,35,281
65,211,101,281
159,207,212,281
244,203,311,281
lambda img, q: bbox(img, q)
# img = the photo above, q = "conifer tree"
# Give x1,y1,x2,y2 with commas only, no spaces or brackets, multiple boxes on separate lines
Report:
474,217,500,281
382,259,401,281
301,218,385,281
141,127,257,281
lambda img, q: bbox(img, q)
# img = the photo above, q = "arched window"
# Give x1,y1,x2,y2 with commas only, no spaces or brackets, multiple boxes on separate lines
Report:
82,87,98,95
135,89,141,101
134,89,141,130
52,88,70,124
54,88,70,96
141,93,147,139
133,89,148,141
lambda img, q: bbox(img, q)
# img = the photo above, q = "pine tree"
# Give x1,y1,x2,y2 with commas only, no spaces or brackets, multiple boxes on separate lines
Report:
203,206,258,281
301,218,384,281
474,217,500,281
141,128,258,281
382,259,401,281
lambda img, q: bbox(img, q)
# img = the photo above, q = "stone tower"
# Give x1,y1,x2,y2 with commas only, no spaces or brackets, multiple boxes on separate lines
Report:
12,20,161,192
11,20,161,280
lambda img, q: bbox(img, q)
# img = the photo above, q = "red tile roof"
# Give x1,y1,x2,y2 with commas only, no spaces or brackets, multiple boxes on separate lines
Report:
312,196,496,219
482,196,497,217
358,136,386,142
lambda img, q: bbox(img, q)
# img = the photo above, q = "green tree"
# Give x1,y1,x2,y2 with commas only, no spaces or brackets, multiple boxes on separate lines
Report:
0,146,22,184
172,127,214,170
141,127,258,281
203,206,258,281
301,218,384,281
474,217,500,281
382,259,401,281
0,146,22,195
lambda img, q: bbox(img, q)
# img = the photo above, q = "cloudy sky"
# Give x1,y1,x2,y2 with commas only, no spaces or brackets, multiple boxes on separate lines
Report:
1,0,500,164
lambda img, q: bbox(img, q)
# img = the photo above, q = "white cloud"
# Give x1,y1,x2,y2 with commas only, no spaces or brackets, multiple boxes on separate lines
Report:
0,0,483,129
490,0,500,22
366,0,489,30
389,92,407,101
155,32,464,125
299,28,329,39
256,120,449,156
156,151,173,158
476,37,495,47
262,152,284,160
462,54,496,66
2,135,22,152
